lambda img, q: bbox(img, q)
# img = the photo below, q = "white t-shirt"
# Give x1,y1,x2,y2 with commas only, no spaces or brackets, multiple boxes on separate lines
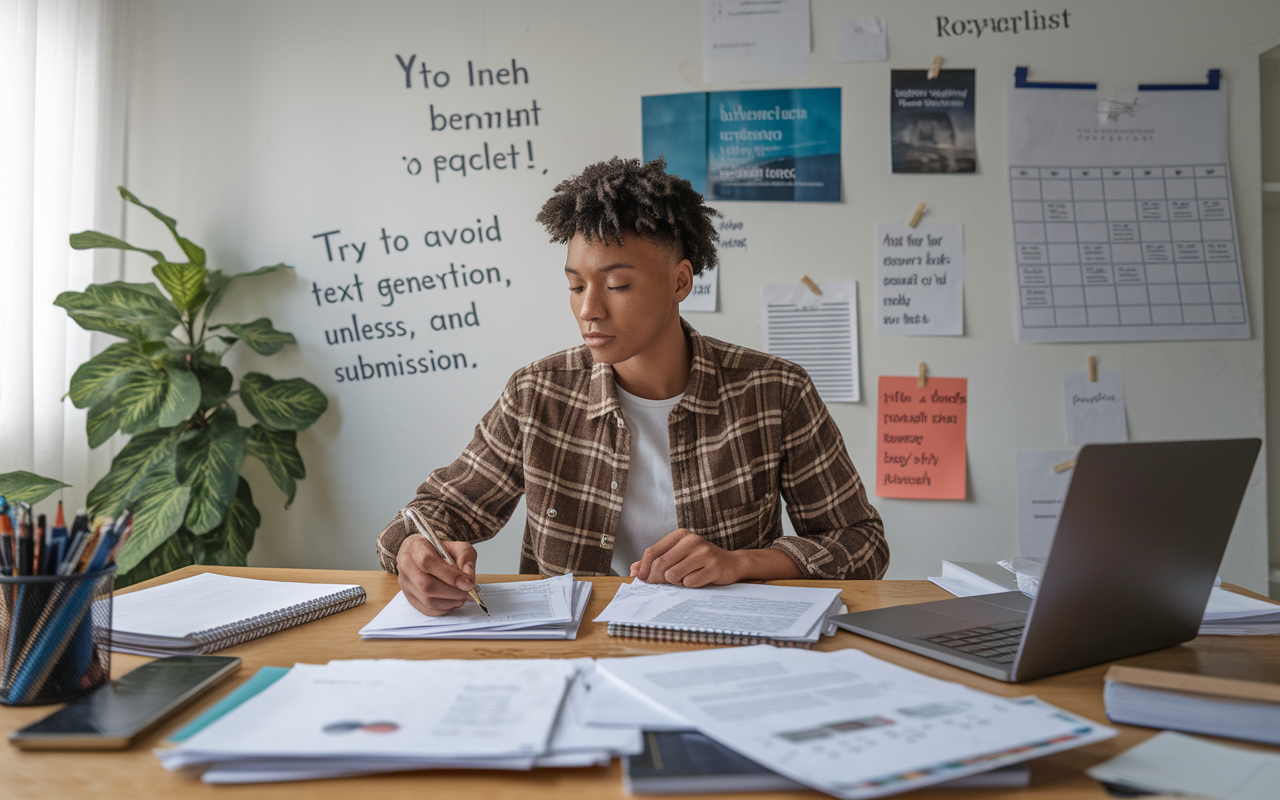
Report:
610,385,683,576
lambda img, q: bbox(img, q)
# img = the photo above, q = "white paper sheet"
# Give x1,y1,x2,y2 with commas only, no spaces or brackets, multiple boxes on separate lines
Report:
702,0,810,84
597,646,1115,799
875,222,963,336
361,579,591,640
835,18,886,63
594,579,841,641
1015,448,1079,558
1063,370,1127,445
1088,731,1280,800
163,659,576,767
1008,85,1248,342
681,265,719,312
359,574,573,636
763,281,860,402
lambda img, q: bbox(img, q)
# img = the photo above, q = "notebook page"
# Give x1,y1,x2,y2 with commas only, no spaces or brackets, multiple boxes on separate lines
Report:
112,573,361,638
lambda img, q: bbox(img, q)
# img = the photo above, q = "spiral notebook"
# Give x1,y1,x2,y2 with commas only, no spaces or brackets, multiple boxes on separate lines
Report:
110,573,366,656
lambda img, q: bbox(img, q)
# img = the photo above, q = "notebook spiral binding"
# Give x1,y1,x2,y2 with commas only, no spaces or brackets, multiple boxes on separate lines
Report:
188,587,367,653
606,622,812,649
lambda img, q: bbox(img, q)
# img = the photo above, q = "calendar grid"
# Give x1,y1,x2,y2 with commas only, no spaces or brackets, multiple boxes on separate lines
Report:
1009,163,1248,342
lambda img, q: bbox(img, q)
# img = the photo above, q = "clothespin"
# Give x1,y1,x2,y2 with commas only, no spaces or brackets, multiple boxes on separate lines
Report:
917,362,927,388
928,56,943,79
1088,355,1098,382
908,202,926,228
1053,459,1076,473
801,276,823,296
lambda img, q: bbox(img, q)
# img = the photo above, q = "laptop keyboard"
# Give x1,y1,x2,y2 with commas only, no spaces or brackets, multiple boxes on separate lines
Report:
919,621,1025,664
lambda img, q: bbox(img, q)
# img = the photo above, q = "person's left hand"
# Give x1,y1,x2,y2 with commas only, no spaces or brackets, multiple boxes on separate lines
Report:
630,529,742,587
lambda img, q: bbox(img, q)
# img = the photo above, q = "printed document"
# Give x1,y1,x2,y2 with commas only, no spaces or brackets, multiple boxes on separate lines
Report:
359,573,576,637
702,0,809,84
597,646,1115,799
763,281,860,402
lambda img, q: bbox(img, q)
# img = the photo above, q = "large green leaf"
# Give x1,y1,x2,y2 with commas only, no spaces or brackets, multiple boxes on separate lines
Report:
0,471,70,505
54,281,182,341
114,528,196,589
86,399,123,448
113,468,191,574
67,342,154,409
212,317,296,356
152,262,209,311
86,427,179,515
197,479,260,565
155,366,201,427
68,230,165,262
196,364,233,408
118,187,206,266
204,264,293,319
238,373,328,432
176,408,246,534
245,425,305,507
114,365,171,434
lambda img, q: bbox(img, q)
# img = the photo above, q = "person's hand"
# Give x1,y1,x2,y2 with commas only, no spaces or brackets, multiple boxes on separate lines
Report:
396,535,479,616
630,529,743,587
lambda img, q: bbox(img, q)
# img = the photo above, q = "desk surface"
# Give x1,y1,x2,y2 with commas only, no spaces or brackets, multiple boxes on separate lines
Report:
4,567,1279,800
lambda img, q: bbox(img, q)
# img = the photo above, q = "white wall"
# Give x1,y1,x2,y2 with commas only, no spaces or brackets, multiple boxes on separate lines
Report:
113,0,1280,591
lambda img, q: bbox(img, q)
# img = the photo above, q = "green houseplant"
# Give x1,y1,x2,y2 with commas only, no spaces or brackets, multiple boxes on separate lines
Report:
4,187,327,587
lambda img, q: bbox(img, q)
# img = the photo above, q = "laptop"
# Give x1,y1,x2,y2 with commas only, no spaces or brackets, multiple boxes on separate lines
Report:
832,439,1261,682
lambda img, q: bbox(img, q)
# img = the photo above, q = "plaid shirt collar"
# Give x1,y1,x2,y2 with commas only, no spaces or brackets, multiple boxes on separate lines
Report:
586,318,724,420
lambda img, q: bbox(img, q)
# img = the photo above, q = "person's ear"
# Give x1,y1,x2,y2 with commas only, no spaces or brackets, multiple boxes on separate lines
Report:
673,258,694,303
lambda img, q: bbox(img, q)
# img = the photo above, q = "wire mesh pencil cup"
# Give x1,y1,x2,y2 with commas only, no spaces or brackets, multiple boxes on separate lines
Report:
0,567,115,705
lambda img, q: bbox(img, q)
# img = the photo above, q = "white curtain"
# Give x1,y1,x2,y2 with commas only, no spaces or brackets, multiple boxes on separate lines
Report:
0,0,127,506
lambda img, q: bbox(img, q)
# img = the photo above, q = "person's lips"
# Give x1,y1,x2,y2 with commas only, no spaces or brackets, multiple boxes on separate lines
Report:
583,332,614,347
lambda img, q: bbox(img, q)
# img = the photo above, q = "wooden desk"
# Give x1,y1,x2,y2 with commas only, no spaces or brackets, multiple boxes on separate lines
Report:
4,567,1279,799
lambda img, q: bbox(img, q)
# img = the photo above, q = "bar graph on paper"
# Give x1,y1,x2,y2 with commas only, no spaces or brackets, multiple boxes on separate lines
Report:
762,281,860,402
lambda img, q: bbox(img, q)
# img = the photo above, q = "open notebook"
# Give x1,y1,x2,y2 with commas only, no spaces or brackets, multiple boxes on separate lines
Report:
109,573,366,656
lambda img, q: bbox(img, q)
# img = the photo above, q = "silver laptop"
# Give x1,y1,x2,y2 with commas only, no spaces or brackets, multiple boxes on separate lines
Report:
832,439,1261,682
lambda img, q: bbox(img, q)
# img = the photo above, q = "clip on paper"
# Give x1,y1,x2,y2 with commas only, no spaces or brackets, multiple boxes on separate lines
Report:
801,276,823,296
1088,355,1098,382
908,202,926,228
917,362,927,389
928,56,942,79
1053,459,1076,473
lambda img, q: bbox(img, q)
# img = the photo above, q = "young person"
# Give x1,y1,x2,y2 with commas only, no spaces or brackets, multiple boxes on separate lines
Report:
377,156,887,616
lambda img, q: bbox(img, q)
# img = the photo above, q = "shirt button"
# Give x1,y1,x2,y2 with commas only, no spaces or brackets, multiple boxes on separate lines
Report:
546,508,557,518
601,534,615,546
610,481,618,491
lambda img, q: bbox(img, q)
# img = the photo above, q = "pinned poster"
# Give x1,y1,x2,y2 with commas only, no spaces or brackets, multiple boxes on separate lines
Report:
876,376,968,499
836,18,886,63
1016,449,1079,558
876,222,964,336
763,281,859,402
1063,370,1128,444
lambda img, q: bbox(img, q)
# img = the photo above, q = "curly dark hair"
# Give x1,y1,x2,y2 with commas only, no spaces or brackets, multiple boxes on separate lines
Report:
536,156,720,275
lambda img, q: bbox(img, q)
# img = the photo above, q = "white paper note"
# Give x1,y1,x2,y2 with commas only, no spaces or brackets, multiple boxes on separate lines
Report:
681,265,719,312
359,574,573,635
1063,370,1128,445
763,281,860,402
836,18,886,63
1016,449,1079,558
875,222,963,336
702,0,810,84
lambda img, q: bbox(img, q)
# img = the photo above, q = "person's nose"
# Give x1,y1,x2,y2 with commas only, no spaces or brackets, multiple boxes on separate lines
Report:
578,283,605,322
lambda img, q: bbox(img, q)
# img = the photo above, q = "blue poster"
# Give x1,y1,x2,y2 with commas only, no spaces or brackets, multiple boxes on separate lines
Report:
642,88,841,203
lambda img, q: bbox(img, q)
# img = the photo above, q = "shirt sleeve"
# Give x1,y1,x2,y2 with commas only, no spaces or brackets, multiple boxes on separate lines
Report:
768,376,889,580
375,375,526,574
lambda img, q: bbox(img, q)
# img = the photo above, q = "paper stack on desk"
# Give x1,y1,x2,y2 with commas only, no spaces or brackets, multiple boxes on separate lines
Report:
157,658,641,783
359,573,592,640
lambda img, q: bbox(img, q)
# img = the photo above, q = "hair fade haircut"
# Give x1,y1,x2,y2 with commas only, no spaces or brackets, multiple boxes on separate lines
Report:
536,156,720,275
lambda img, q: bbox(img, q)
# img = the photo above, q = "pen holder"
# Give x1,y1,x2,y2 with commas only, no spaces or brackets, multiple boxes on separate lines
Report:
0,567,115,706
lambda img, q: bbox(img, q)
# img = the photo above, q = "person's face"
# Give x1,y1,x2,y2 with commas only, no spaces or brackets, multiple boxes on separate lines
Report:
565,233,693,365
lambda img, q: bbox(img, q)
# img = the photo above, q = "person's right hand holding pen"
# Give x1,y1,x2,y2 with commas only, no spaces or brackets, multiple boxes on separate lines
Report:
396,508,488,617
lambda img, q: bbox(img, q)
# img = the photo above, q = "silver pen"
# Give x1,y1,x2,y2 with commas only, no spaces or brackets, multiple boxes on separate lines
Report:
402,507,488,614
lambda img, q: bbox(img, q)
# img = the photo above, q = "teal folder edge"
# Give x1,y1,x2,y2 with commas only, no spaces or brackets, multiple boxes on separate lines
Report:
167,665,291,743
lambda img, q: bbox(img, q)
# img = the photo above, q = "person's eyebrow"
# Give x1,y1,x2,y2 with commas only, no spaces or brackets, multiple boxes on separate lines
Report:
564,263,636,275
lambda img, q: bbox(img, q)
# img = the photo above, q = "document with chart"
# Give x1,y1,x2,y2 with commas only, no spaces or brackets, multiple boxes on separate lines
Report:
1007,83,1249,342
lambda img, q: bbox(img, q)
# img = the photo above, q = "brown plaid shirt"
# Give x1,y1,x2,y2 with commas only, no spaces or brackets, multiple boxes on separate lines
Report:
376,321,888,579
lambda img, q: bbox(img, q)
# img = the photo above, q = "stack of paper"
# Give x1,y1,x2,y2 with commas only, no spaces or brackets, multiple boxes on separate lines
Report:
359,573,592,640
1104,665,1280,746
930,562,1280,636
1087,731,1280,800
157,658,641,784
592,645,1116,799
594,579,844,646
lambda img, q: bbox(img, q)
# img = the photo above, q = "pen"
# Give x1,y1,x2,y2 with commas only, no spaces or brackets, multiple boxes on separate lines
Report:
0,509,14,576
401,507,488,614
16,506,33,576
33,514,46,576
